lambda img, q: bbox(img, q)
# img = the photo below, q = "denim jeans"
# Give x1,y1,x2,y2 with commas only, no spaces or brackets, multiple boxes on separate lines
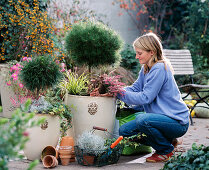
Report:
119,113,189,155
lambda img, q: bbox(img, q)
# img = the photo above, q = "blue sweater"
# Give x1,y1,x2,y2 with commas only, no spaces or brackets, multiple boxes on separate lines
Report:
117,63,189,125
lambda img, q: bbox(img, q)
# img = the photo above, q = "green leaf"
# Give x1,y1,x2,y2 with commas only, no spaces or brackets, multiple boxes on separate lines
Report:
0,118,9,125
27,160,39,170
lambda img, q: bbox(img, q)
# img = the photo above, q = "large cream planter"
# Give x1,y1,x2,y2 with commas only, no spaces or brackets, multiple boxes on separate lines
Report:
65,95,117,140
23,114,60,160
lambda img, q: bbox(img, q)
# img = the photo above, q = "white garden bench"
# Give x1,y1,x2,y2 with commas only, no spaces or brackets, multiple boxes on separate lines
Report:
163,49,209,125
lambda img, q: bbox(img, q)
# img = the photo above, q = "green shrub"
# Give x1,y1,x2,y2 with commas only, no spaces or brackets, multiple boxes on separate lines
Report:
175,70,209,86
65,21,124,72
19,55,62,98
162,143,209,170
120,44,140,76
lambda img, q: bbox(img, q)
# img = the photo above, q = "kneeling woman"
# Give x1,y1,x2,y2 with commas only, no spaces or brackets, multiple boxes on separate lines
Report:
117,33,189,162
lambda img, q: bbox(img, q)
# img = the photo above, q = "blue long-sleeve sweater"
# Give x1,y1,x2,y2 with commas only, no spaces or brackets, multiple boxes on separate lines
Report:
117,63,189,125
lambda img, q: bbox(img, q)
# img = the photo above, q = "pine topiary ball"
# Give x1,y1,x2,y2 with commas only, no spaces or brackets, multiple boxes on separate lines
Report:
65,21,124,69
19,55,62,94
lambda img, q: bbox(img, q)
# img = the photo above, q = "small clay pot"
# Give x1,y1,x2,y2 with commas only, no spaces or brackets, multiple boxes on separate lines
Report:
83,155,94,165
42,155,58,168
41,146,58,160
70,157,76,162
60,155,71,166
59,146,72,155
60,136,74,147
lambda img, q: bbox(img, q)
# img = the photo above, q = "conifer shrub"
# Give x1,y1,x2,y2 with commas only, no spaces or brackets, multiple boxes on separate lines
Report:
65,21,124,72
19,55,62,98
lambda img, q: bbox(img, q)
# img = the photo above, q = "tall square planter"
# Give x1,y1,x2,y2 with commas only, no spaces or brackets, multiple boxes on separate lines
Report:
0,64,18,118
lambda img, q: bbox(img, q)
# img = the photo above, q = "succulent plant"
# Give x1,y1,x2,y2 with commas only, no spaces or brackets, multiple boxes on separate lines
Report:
76,131,107,156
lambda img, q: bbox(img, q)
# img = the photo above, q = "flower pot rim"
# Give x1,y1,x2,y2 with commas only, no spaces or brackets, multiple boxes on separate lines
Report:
67,94,115,99
41,145,58,160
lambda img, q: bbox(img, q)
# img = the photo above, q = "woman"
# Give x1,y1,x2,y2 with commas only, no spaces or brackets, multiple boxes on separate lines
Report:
117,33,189,162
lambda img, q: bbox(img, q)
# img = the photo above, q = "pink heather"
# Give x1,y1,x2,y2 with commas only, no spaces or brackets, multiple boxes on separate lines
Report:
61,63,66,68
60,68,65,72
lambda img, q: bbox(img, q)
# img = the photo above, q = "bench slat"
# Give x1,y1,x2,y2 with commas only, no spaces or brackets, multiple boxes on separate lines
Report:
173,67,193,71
169,58,192,62
171,65,193,68
169,61,193,65
163,49,191,53
174,71,194,75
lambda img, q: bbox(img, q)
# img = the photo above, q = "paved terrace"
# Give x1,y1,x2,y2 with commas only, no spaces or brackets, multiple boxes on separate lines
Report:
8,118,209,170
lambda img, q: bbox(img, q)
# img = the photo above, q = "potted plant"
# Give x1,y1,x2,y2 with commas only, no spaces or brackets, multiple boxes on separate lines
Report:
16,55,64,160
63,21,124,140
75,131,107,166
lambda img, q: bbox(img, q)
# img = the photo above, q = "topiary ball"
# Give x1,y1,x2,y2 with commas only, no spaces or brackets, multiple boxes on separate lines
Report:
65,21,124,69
19,55,62,93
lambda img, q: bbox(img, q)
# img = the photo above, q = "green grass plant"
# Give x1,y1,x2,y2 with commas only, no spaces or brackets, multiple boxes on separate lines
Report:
59,71,89,96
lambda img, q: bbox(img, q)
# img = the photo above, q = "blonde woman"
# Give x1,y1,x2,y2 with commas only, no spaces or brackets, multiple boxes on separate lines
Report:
117,33,189,162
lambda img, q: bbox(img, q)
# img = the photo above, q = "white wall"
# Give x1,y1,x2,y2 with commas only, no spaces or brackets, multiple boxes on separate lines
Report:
87,0,140,44
48,0,140,45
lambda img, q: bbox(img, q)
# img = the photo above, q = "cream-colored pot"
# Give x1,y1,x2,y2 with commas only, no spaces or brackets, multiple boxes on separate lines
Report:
65,95,117,140
23,114,60,160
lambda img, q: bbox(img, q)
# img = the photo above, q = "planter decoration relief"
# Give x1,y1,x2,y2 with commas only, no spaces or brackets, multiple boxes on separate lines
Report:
88,102,98,115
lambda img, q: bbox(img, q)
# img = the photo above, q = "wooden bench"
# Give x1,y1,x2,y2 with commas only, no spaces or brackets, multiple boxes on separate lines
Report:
163,49,209,125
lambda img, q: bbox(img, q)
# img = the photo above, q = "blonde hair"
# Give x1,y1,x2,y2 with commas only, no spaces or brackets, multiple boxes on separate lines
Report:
133,32,173,74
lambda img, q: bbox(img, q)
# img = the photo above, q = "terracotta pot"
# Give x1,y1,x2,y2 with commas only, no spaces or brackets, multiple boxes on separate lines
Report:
60,136,74,147
60,155,71,166
83,155,94,165
41,146,58,160
70,157,76,162
42,155,58,168
58,146,72,156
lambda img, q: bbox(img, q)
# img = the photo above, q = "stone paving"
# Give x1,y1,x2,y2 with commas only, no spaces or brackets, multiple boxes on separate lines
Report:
8,118,209,170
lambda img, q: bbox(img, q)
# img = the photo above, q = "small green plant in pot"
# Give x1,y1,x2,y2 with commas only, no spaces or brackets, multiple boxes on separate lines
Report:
18,55,64,160
65,21,124,73
19,55,63,99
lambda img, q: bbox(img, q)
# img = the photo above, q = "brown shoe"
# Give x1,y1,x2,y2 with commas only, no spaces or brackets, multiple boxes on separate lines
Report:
172,138,183,148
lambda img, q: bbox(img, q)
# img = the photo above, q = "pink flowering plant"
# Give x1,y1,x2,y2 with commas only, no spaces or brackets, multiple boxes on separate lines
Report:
89,74,125,97
6,57,66,107
6,58,33,107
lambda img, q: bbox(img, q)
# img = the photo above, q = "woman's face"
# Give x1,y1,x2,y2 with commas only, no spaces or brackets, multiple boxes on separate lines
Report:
135,47,154,66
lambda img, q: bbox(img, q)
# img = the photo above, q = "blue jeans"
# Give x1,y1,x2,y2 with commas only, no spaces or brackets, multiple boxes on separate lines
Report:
119,113,189,155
